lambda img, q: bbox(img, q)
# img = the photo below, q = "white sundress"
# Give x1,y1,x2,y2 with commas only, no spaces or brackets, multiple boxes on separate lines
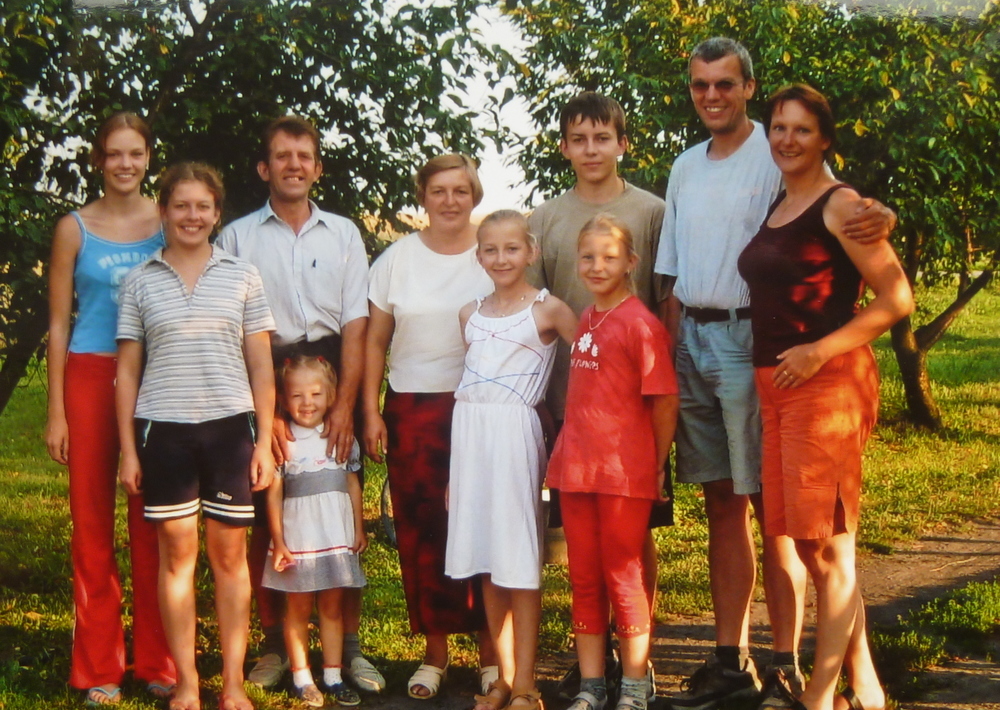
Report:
445,290,558,590
261,424,366,592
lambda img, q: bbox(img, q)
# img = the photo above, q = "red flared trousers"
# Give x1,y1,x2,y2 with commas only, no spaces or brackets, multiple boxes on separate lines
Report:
65,353,175,688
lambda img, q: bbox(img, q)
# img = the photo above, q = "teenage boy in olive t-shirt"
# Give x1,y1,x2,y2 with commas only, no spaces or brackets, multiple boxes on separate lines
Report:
528,91,669,702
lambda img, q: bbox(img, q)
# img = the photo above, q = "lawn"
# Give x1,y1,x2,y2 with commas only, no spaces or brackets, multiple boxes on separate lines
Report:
1,283,998,709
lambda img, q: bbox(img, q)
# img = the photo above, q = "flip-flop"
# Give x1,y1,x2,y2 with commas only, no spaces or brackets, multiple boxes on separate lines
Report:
148,682,176,700
85,686,121,707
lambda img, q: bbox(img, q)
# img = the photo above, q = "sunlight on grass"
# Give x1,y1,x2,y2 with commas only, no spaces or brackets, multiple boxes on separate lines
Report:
1,283,998,707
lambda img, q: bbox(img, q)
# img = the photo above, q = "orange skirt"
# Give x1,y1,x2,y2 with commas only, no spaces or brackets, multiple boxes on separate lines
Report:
755,346,879,539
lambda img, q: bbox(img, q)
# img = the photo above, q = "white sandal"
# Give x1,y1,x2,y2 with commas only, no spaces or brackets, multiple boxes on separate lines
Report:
478,665,500,695
408,663,448,699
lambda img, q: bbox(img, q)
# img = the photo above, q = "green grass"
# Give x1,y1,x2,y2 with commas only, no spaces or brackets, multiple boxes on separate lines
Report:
871,577,1000,699
1,283,999,708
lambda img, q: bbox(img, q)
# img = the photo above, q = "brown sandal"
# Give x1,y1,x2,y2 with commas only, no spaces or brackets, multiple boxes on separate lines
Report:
508,689,543,710
473,679,511,710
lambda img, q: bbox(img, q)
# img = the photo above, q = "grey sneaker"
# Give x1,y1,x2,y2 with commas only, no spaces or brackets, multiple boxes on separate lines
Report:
345,655,386,693
666,655,761,710
247,652,290,688
757,666,805,709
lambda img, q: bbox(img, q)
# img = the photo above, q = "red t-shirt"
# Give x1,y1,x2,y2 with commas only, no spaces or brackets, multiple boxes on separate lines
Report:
546,296,678,499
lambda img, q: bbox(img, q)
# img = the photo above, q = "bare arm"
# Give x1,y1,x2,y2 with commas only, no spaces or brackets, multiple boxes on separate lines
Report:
324,315,368,462
458,300,476,351
362,304,394,463
773,189,914,389
348,472,367,553
266,475,295,571
116,339,145,495
45,216,82,465
650,393,679,502
657,277,680,357
531,296,578,346
245,330,277,491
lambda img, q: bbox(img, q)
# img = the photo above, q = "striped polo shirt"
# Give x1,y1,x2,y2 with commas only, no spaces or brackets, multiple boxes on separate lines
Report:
117,245,276,423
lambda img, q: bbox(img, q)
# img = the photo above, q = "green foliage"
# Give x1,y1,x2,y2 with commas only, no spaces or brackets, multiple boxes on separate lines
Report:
508,0,1000,281
508,0,999,425
0,0,514,415
0,0,76,412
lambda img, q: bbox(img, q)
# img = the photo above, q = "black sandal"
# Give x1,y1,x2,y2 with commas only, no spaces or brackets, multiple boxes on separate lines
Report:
840,686,886,710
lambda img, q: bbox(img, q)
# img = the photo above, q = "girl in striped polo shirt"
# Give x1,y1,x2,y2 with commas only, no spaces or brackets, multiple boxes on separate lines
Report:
116,162,276,710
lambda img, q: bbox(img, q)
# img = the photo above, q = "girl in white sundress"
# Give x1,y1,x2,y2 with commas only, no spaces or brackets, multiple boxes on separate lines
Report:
263,356,366,708
446,210,577,710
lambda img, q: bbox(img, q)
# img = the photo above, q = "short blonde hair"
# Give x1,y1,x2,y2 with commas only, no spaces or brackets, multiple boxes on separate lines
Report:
414,153,484,206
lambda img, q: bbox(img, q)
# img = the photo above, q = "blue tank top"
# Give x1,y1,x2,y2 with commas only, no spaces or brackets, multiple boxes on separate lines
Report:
68,212,164,354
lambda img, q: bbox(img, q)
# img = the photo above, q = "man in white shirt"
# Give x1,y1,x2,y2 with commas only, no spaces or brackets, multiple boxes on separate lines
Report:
216,115,381,693
655,39,893,710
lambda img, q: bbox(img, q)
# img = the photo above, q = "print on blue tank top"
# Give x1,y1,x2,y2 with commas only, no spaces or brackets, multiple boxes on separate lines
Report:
68,212,164,354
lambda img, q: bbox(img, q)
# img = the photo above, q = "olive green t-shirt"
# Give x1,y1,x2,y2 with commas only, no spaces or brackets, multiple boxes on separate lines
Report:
527,181,667,419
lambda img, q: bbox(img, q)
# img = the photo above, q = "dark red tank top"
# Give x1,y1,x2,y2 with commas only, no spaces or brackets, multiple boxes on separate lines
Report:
737,184,863,367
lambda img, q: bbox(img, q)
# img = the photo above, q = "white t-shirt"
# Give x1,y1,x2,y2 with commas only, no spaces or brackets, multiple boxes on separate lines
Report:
368,232,493,393
654,121,782,309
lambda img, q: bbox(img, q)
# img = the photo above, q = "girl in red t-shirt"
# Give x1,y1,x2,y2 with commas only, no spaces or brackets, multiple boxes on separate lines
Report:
547,215,679,710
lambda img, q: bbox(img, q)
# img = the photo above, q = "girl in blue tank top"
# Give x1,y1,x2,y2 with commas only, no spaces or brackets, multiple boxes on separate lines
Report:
45,112,176,705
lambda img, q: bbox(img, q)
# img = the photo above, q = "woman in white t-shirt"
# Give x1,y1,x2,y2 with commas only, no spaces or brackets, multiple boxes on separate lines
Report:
363,154,496,700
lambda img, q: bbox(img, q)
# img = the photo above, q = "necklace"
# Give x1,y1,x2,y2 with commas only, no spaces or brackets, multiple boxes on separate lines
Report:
588,294,630,330
488,292,529,317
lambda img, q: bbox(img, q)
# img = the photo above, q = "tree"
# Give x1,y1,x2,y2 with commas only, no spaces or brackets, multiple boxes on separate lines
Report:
507,0,1000,428
0,0,75,415
0,0,511,414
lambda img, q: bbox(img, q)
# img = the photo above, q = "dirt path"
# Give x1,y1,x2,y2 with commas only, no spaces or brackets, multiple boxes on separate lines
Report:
638,517,1000,710
361,519,1000,710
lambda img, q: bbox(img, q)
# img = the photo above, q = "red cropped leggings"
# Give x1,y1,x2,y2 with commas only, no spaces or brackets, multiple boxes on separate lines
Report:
560,491,652,637
65,353,174,688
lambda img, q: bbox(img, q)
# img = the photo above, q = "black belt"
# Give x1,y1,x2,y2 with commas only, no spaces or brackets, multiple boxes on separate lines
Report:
681,304,752,323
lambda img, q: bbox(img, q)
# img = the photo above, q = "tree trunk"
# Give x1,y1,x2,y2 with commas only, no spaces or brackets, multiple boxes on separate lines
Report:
890,316,941,429
0,311,49,415
890,265,994,429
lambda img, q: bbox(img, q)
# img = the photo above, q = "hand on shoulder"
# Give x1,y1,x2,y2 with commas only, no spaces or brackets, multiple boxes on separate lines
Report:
823,185,865,240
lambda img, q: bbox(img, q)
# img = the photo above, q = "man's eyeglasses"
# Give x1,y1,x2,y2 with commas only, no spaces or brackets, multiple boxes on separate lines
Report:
689,80,741,94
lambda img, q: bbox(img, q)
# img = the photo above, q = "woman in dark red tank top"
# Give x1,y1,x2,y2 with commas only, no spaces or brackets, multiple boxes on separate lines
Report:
737,85,913,710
